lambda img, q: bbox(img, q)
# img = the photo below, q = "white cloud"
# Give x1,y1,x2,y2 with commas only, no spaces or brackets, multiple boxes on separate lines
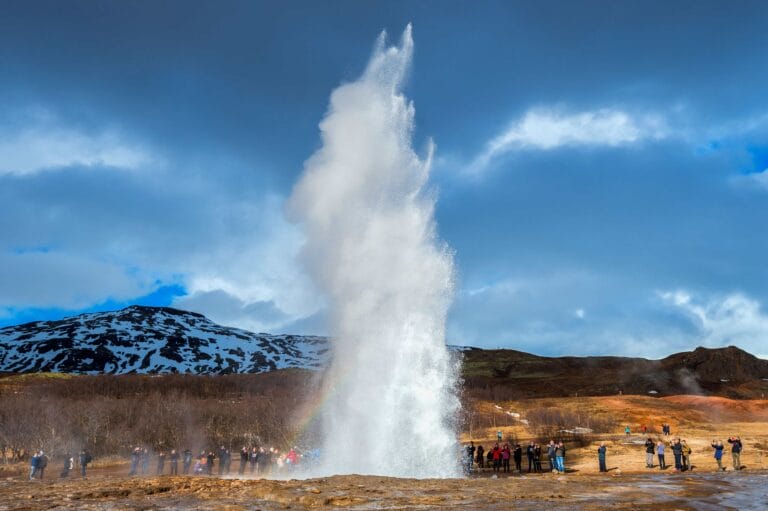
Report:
168,194,324,331
0,250,156,309
660,290,768,359
0,111,154,175
469,107,668,174
174,289,290,333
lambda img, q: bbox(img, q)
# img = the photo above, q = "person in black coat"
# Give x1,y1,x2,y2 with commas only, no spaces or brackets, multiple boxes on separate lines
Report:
217,447,227,476
61,452,73,478
526,442,535,472
36,451,49,480
238,447,248,475
513,444,522,472
475,445,484,469
728,436,743,470
79,450,91,478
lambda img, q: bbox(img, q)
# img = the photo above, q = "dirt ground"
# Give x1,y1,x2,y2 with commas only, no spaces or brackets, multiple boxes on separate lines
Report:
1,469,766,510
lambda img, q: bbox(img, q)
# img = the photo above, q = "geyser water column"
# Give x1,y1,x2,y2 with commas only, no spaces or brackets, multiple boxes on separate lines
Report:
287,25,460,478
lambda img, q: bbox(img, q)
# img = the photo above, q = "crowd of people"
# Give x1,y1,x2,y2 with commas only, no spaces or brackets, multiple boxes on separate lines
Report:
24,427,749,481
462,427,748,477
464,440,568,474
127,445,308,477
28,450,92,480
641,435,743,472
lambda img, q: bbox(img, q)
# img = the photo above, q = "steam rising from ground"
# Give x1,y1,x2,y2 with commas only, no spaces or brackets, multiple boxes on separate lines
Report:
288,25,460,478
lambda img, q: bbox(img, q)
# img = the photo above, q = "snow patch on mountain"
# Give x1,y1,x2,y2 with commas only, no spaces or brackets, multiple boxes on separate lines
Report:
0,306,330,374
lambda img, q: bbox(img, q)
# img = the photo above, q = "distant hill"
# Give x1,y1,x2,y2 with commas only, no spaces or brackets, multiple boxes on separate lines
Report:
0,305,329,374
461,345,768,399
1,306,766,398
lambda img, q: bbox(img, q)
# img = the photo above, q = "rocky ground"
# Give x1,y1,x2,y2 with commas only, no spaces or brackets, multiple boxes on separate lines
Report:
1,469,766,510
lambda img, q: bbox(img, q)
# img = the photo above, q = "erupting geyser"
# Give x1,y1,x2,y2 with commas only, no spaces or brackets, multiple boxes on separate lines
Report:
288,25,460,478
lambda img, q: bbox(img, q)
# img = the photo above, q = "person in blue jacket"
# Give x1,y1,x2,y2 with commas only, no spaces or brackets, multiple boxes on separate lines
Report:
711,440,725,471
29,451,40,480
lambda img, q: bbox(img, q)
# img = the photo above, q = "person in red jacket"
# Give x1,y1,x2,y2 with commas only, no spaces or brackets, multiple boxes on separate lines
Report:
286,447,299,467
491,443,501,473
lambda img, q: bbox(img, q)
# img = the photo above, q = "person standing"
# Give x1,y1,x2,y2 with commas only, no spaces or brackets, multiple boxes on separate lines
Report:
259,447,271,476
475,444,484,469
61,452,73,478
218,446,227,476
249,447,259,474
727,436,743,470
656,441,666,469
711,440,725,471
681,440,692,471
182,449,193,475
533,443,542,473
37,451,49,480
671,439,683,471
206,451,215,476
169,449,179,475
501,443,510,473
79,450,91,478
547,441,556,473
141,448,149,475
644,438,655,468
29,451,40,480
491,443,501,473
624,425,631,436
239,447,249,475
513,444,522,473
554,442,566,473
597,443,607,473
156,451,166,475
129,447,141,476
526,442,535,472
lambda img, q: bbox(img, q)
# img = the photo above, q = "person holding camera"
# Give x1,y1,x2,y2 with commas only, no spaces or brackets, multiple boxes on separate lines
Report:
711,440,725,471
727,436,743,470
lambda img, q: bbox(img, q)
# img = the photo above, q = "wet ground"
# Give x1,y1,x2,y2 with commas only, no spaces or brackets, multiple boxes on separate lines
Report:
1,469,766,511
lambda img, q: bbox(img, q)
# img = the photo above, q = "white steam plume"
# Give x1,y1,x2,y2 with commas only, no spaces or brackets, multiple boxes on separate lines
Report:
288,25,460,478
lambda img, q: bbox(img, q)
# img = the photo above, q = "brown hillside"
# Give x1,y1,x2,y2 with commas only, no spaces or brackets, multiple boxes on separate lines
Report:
461,345,768,399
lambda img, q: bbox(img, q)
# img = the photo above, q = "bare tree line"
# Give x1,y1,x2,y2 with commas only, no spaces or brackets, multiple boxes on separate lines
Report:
0,371,317,463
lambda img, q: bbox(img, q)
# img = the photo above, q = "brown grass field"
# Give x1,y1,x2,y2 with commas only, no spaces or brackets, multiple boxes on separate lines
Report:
464,395,768,474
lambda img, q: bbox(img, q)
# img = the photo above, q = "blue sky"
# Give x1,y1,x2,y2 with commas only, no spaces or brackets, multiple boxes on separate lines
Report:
1,1,767,358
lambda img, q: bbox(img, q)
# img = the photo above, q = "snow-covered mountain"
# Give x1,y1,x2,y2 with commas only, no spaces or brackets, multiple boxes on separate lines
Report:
0,306,330,374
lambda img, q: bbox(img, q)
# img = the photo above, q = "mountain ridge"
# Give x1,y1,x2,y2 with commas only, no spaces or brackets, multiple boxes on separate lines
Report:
1,306,767,399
